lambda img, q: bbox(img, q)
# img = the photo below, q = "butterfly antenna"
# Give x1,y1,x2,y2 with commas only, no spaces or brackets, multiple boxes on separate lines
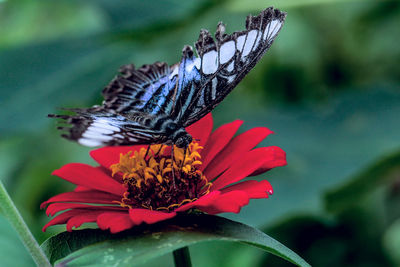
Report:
154,144,163,158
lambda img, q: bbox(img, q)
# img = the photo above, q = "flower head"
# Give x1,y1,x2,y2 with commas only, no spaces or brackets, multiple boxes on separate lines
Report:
110,142,211,211
42,114,287,233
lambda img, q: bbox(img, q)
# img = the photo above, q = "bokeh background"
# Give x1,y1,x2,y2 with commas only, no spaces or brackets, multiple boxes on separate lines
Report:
1,0,400,266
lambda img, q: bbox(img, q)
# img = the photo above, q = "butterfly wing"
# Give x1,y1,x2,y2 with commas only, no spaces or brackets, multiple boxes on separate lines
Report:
50,7,286,147
102,61,179,116
50,61,181,147
50,108,167,147
169,7,286,127
50,60,184,146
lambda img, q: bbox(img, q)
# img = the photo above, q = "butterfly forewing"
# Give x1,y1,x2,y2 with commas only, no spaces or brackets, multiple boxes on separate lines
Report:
172,7,286,127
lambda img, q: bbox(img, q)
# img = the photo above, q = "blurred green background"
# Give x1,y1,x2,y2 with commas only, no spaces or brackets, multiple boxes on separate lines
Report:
1,0,399,266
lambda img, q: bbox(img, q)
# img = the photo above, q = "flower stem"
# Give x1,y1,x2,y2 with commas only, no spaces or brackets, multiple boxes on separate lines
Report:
0,181,51,267
173,246,192,267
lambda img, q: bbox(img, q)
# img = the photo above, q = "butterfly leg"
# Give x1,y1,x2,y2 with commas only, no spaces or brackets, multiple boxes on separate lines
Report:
180,147,187,170
171,144,176,189
144,145,151,161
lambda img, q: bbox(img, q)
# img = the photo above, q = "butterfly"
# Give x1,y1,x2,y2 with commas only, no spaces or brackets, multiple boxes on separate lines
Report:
50,7,286,149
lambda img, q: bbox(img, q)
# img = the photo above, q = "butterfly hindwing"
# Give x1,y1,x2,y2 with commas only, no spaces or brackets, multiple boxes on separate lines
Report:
51,108,167,147
170,7,286,126
102,62,178,115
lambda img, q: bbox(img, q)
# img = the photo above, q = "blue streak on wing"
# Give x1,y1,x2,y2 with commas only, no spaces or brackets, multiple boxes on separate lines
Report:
140,76,177,114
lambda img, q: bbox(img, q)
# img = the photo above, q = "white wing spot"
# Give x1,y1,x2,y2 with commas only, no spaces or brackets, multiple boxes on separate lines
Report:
253,32,262,49
236,35,246,51
202,50,219,75
263,20,281,41
185,58,201,72
82,131,113,141
78,138,103,147
92,119,120,132
219,41,235,64
86,125,113,135
242,30,258,58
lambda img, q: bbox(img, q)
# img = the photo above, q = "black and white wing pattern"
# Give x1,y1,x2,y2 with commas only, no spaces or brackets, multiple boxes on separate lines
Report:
169,7,286,126
50,108,169,147
50,7,286,147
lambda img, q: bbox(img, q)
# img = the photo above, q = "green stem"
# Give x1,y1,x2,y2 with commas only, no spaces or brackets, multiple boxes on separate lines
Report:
0,181,51,267
173,246,192,267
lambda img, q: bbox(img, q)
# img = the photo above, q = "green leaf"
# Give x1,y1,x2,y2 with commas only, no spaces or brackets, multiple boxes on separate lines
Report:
324,150,400,213
41,214,310,267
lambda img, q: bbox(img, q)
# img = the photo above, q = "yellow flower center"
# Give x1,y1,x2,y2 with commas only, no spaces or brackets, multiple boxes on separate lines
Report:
110,142,212,211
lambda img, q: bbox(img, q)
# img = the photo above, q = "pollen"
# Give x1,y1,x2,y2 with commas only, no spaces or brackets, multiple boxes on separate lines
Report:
110,142,212,211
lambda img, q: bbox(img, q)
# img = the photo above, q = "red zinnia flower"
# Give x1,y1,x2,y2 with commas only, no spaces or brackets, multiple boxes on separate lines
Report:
41,113,287,233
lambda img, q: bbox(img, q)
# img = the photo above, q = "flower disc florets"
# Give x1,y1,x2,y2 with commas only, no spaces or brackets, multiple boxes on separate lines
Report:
110,142,212,211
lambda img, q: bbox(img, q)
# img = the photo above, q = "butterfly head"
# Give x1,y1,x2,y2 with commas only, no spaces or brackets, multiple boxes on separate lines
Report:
174,133,193,149
169,127,192,149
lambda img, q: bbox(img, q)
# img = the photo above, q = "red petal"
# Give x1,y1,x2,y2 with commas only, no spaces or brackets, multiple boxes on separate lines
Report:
90,145,145,169
52,163,125,196
66,212,100,231
200,120,243,172
186,113,213,147
43,210,78,232
211,146,286,190
41,191,121,209
97,212,134,233
197,190,249,215
220,180,273,198
42,209,104,232
203,127,274,180
74,186,91,192
248,147,287,176
128,209,176,225
45,203,125,216
175,191,221,212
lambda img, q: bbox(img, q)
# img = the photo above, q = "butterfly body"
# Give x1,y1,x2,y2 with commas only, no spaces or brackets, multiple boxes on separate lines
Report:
50,7,286,148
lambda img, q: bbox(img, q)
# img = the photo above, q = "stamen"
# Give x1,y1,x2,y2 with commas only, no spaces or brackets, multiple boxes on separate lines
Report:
110,142,211,211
